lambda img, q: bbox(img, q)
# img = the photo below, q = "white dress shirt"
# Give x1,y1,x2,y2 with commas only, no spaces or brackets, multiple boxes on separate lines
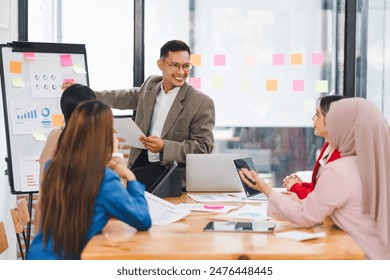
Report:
147,85,179,162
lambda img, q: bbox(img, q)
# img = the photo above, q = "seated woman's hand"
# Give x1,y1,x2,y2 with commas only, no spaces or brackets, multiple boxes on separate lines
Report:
108,159,136,183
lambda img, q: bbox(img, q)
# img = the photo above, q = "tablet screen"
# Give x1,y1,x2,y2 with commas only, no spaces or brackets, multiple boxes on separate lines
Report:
233,157,262,197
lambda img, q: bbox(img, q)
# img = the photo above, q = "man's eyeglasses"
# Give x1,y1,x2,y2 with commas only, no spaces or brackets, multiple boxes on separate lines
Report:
161,59,192,71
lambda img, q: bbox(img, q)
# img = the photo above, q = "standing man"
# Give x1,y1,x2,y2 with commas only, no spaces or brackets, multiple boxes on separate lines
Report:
96,40,215,188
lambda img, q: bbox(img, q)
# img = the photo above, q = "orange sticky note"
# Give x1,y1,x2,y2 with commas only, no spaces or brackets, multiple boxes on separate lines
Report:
291,53,303,65
10,61,22,74
266,80,278,91
52,114,64,127
191,54,202,66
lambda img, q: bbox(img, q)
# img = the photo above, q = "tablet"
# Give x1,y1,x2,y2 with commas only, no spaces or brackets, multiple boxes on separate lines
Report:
203,221,275,233
233,157,265,198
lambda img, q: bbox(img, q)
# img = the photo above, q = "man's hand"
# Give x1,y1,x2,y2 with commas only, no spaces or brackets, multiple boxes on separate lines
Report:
140,135,164,153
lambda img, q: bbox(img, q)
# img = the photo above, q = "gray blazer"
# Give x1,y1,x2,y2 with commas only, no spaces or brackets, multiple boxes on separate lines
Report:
96,75,215,167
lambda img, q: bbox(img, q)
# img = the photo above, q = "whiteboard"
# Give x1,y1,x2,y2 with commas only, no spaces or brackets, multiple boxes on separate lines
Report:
0,42,89,194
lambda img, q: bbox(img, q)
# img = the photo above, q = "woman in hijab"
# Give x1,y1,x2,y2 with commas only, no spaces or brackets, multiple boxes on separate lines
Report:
239,98,390,259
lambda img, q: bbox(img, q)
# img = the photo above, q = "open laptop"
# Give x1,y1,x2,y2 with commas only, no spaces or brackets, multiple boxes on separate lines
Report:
148,160,178,195
186,154,247,192
233,157,268,201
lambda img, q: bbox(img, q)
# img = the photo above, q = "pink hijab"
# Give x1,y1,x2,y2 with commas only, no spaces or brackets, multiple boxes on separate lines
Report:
326,98,390,259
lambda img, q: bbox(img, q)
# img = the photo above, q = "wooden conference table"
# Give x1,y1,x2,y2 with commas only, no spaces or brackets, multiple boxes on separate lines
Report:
81,193,364,260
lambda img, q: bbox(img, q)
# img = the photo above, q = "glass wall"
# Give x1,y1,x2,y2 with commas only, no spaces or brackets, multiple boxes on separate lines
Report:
356,0,390,122
27,0,346,185
145,0,341,184
28,0,134,90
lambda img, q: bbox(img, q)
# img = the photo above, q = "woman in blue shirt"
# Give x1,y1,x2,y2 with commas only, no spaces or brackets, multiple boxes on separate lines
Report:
28,100,151,260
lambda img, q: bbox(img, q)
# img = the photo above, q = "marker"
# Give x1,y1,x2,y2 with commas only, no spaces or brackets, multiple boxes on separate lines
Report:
204,204,224,210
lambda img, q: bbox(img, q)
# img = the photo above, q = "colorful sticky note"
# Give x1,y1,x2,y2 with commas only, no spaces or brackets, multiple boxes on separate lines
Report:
213,77,224,88
266,80,278,91
11,77,25,87
245,55,256,66
52,114,65,127
63,78,75,84
60,54,73,67
189,77,201,89
190,54,202,66
293,80,304,91
303,100,316,113
33,132,47,142
315,80,329,93
72,64,86,74
272,53,284,65
312,53,324,65
291,53,303,65
24,52,36,60
10,61,22,74
240,80,251,91
214,54,226,66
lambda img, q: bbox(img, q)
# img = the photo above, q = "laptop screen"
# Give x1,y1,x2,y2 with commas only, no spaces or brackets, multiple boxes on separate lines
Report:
233,157,262,197
148,161,178,194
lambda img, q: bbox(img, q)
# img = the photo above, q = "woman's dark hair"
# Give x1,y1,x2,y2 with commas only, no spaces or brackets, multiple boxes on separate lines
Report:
60,84,96,123
160,40,191,58
317,94,345,116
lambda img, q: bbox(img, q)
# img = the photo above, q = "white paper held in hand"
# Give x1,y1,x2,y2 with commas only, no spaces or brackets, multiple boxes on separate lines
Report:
113,116,146,149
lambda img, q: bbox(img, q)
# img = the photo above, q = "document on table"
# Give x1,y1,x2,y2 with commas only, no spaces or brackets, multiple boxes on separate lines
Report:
113,116,146,149
178,203,238,214
275,230,326,241
187,193,240,203
145,192,191,226
221,204,270,221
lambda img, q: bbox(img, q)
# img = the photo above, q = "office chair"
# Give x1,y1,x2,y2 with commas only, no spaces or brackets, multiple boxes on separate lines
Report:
10,198,31,259
0,221,9,254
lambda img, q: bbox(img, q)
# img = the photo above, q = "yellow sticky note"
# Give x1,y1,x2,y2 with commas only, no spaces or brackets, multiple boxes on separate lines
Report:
191,54,202,66
73,64,87,74
266,80,278,91
303,100,316,113
240,80,251,91
291,53,303,65
52,114,64,127
33,132,47,142
10,61,22,74
213,77,224,88
315,80,329,93
11,77,25,87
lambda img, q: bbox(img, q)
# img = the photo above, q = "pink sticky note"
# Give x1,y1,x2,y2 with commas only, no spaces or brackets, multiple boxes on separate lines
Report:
312,53,324,65
60,54,73,67
293,80,304,91
63,78,75,84
273,53,284,65
189,77,201,89
24,52,36,60
214,54,226,66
